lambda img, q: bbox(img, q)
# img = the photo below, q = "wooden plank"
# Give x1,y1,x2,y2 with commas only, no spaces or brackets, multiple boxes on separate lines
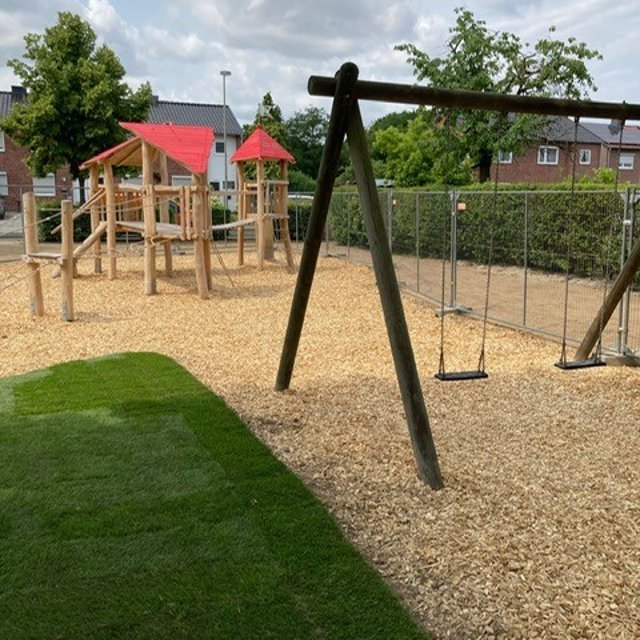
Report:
212,218,255,231
275,62,359,392
60,200,75,322
23,191,44,317
237,164,246,266
347,100,443,490
90,165,102,274
73,221,107,258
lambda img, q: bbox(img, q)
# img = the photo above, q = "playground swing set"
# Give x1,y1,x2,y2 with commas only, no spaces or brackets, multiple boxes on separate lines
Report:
22,121,297,319
275,62,640,490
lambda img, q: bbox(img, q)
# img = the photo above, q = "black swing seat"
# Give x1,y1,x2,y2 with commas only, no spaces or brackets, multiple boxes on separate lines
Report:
554,357,606,371
435,370,489,381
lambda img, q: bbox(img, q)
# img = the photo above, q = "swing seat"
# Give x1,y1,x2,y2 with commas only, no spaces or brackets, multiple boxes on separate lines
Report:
434,370,489,381
554,358,606,371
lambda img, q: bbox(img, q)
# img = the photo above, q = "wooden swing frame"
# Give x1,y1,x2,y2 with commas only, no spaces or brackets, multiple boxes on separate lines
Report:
274,62,640,490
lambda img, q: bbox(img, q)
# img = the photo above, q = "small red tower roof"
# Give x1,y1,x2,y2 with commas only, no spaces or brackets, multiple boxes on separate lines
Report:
230,125,295,164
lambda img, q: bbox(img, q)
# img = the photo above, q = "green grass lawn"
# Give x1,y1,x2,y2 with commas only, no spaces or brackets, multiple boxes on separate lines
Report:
0,353,430,639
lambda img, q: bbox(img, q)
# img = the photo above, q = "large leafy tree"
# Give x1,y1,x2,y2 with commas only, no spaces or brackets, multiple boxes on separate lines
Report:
396,8,602,181
243,92,287,146
2,12,152,199
285,106,329,180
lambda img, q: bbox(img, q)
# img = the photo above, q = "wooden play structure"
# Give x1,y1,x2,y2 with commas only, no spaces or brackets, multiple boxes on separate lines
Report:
231,125,295,271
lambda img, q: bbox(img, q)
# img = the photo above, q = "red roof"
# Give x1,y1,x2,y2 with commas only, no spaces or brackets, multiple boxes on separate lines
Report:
231,125,295,164
121,122,214,174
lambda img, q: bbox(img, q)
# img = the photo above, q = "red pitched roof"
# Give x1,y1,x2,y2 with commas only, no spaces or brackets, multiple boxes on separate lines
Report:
231,125,295,164
121,122,214,173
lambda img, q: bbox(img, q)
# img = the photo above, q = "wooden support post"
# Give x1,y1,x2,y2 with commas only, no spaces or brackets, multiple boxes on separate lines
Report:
192,174,209,299
158,152,173,276
104,161,117,279
60,200,75,322
280,161,295,271
90,165,102,274
347,100,442,490
179,186,186,240
23,191,44,317
275,62,359,391
256,161,266,269
202,181,213,291
237,164,246,266
575,233,640,360
142,141,157,295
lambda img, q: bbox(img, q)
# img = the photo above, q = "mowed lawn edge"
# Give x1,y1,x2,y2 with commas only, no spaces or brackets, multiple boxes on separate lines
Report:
0,352,431,639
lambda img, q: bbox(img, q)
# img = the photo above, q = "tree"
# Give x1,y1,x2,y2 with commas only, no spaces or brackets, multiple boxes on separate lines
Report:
285,106,329,180
243,91,287,146
396,7,602,181
2,12,152,200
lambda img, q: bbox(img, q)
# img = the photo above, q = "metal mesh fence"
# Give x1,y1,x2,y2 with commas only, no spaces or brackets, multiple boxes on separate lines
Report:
322,187,640,357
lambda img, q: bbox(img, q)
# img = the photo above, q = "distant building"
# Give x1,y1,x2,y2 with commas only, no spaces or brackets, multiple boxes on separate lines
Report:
0,87,243,212
493,117,640,183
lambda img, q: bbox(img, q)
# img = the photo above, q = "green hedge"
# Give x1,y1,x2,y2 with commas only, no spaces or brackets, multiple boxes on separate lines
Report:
328,185,627,278
37,199,92,243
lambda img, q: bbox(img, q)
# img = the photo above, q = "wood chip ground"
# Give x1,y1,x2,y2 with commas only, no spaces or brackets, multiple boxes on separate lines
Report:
0,252,638,639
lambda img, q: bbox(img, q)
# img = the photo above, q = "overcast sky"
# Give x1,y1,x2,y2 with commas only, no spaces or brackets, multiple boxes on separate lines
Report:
1,0,639,126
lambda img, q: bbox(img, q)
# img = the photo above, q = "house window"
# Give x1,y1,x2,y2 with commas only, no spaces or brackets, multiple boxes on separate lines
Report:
497,150,512,164
0,131,5,152
579,149,591,165
171,175,192,187
619,153,635,170
223,180,236,190
215,141,225,154
32,173,56,197
210,181,221,191
0,171,8,196
538,146,559,165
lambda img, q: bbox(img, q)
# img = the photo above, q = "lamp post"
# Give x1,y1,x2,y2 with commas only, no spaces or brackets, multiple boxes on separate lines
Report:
220,70,231,202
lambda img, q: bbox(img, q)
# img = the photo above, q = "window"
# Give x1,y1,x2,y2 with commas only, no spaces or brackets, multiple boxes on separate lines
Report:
171,175,192,187
538,146,559,165
215,141,225,154
0,171,8,196
497,150,512,164
223,180,235,190
619,153,635,170
32,173,55,196
579,149,592,165
0,131,5,152
210,181,221,191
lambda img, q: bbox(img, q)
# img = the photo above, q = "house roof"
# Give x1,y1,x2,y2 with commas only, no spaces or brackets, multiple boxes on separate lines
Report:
81,122,214,174
540,117,603,144
0,88,26,118
230,125,295,164
580,121,640,146
149,100,243,137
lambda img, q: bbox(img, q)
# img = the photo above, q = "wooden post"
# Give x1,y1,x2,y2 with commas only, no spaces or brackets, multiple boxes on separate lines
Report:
191,174,209,299
575,233,640,360
280,161,295,271
275,62,359,392
237,163,246,266
104,161,117,279
142,141,157,295
158,152,173,275
89,165,102,274
60,200,75,322
23,191,44,317
256,160,266,269
202,180,213,291
347,100,443,489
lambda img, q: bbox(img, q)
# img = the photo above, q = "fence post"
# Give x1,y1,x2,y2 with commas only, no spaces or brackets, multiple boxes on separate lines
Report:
60,200,75,322
346,193,351,260
387,187,393,251
23,192,44,317
523,192,529,326
621,188,635,353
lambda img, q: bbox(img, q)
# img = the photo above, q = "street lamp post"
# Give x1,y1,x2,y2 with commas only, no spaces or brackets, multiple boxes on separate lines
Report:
220,70,231,205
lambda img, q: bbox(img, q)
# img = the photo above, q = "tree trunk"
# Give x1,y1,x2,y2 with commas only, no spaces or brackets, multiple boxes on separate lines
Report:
478,149,493,183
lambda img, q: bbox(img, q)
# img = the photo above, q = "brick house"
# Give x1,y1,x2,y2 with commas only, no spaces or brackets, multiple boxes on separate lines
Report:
0,87,243,213
493,117,640,183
